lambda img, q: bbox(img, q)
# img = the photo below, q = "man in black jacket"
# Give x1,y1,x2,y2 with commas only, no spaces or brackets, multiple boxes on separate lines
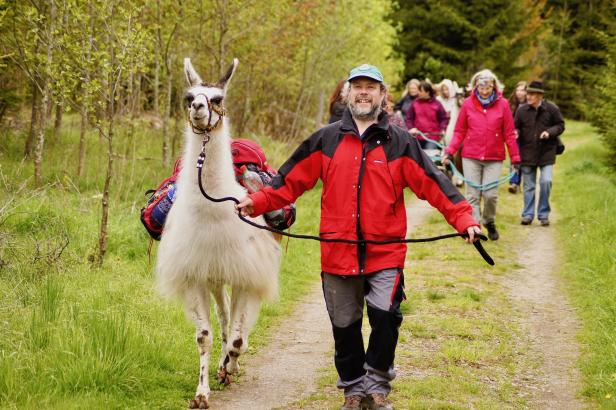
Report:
514,81,565,226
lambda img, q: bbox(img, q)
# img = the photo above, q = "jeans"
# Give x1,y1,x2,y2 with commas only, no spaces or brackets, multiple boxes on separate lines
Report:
509,164,520,185
521,165,553,221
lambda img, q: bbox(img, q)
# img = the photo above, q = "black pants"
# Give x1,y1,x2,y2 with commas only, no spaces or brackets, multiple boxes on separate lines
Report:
321,268,405,396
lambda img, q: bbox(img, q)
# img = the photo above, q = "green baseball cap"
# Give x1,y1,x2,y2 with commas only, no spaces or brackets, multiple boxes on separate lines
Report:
347,64,384,83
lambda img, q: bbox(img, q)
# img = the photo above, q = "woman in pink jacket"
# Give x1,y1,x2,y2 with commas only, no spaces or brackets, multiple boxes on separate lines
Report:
443,69,520,241
405,81,449,149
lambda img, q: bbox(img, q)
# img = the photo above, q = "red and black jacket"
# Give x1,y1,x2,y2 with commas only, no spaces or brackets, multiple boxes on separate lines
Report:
249,108,477,276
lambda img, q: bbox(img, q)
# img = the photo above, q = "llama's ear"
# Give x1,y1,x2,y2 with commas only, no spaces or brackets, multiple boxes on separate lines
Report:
218,58,239,90
184,58,202,87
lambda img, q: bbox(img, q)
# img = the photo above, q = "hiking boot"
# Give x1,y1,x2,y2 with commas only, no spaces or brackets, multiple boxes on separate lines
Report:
520,217,532,225
340,395,363,410
540,219,550,227
365,393,394,410
484,222,499,241
508,184,519,194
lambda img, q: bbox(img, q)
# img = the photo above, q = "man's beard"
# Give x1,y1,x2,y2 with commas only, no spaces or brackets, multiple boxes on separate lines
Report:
348,98,382,121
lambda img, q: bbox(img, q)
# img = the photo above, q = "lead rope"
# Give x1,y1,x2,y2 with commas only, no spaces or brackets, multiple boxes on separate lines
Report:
413,131,514,192
194,136,494,266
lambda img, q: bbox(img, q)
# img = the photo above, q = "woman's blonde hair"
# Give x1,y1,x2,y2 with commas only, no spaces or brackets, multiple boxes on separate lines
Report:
469,69,504,91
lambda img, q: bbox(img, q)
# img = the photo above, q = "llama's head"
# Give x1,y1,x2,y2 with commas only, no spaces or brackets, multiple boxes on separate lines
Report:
183,58,238,133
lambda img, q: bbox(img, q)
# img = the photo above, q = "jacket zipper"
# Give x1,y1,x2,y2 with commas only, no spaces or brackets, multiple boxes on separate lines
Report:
356,143,368,274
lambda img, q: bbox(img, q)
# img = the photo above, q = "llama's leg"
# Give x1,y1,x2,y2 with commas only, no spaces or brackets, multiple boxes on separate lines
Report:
224,287,261,375
210,284,231,384
185,287,213,409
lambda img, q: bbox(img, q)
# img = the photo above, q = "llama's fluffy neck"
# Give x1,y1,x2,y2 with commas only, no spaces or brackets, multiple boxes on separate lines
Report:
181,119,238,197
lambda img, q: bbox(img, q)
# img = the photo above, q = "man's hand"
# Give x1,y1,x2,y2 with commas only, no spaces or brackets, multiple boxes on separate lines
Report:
409,128,419,135
539,131,550,139
512,163,520,172
465,225,482,243
235,196,254,217
442,153,453,166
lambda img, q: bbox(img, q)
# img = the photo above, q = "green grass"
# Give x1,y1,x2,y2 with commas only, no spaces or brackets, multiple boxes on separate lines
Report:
0,115,321,408
552,121,616,407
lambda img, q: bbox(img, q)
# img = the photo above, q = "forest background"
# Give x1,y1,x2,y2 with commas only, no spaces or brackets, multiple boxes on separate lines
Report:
1,0,615,183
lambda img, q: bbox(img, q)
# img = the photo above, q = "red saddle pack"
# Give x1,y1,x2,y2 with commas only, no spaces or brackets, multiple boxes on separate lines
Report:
140,139,296,241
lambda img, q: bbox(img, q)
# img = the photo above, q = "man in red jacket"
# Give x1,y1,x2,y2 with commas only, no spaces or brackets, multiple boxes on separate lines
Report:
237,64,481,410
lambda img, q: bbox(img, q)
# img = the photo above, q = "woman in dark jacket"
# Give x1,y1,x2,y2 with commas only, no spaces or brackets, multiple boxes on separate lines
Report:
507,81,527,193
393,79,419,124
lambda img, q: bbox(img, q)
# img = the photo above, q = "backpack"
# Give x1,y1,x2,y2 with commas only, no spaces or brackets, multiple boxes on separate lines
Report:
140,139,296,241
140,158,182,241
231,139,296,232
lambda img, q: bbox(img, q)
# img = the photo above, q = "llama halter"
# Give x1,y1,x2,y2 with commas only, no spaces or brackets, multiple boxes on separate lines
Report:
189,92,227,134
195,141,495,266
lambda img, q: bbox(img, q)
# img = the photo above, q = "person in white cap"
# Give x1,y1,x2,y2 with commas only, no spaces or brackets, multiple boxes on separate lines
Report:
237,64,481,410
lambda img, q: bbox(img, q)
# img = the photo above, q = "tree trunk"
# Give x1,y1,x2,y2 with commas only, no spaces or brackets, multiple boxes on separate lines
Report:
154,0,161,116
172,99,182,159
96,0,115,267
54,99,63,138
25,80,40,158
315,88,325,128
162,70,172,167
553,1,568,104
33,91,49,187
77,105,88,178
34,0,55,187
95,119,113,267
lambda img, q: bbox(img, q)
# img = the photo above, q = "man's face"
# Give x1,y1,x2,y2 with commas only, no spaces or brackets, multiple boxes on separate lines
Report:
526,92,544,108
348,78,384,121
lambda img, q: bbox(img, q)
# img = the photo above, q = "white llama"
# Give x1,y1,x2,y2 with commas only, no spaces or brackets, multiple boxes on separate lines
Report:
155,58,280,409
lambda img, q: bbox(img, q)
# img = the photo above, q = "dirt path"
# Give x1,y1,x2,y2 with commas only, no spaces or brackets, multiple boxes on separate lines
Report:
208,199,433,409
505,216,585,409
209,283,331,410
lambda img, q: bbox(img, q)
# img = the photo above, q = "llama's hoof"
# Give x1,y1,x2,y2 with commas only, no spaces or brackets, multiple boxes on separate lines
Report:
216,367,231,385
189,394,209,409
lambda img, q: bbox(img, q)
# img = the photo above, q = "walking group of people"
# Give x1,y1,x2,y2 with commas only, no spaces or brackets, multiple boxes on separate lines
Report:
237,63,564,410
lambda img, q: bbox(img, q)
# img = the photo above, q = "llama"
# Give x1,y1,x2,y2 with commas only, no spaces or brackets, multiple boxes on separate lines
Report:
155,58,280,409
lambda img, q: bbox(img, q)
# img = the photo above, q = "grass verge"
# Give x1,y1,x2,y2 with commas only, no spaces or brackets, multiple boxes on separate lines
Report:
552,121,616,406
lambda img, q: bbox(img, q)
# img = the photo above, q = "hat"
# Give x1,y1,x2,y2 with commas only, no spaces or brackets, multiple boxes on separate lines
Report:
347,64,384,83
527,80,545,94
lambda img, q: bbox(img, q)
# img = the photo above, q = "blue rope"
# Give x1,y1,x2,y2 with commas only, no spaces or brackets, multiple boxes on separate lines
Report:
412,131,515,192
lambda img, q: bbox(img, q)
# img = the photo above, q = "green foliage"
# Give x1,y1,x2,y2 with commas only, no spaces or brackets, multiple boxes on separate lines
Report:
539,0,614,119
392,0,544,89
589,25,616,170
0,0,402,140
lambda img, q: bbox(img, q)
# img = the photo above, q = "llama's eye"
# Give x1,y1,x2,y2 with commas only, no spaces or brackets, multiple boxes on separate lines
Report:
210,96,223,105
185,93,194,106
